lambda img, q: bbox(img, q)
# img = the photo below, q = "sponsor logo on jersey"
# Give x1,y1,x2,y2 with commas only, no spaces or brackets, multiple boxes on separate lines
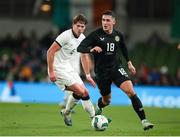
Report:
105,52,113,55
100,37,105,41
70,49,76,55
115,36,120,42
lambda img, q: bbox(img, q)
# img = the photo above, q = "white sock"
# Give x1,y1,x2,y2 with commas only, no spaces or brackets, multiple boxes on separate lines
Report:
81,99,95,118
63,90,72,107
65,94,79,113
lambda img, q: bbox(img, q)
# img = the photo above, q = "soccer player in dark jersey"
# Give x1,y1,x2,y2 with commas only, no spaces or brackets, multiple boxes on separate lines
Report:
77,10,154,130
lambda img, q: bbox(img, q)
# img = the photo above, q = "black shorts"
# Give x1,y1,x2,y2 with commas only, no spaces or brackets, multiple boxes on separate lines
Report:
95,65,130,96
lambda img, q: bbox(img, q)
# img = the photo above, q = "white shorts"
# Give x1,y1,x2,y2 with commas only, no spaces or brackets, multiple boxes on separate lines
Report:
54,69,83,91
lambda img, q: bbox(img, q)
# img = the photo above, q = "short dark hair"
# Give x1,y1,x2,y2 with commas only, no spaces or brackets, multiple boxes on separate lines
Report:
73,14,88,25
102,10,115,18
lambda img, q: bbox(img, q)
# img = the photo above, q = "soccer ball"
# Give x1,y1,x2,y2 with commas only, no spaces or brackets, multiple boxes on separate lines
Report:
91,115,109,131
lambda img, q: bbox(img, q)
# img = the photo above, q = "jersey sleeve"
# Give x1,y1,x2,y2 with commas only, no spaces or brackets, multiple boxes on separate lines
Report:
119,33,130,62
77,32,95,53
55,31,69,47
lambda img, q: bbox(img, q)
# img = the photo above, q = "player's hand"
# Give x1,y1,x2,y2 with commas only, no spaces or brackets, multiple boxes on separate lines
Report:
128,61,136,75
49,71,56,82
86,74,96,88
90,46,102,53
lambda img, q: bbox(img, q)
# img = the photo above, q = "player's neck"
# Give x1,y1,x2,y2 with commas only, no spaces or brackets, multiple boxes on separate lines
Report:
104,29,113,34
72,29,79,38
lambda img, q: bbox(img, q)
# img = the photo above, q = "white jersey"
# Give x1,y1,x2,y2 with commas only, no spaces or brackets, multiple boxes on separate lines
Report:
68,51,81,74
52,29,85,90
54,29,85,72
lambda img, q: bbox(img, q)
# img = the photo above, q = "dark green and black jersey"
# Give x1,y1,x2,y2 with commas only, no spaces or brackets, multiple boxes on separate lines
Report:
77,28,130,74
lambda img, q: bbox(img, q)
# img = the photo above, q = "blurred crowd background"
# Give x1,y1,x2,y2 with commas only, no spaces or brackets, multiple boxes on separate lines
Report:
0,0,179,86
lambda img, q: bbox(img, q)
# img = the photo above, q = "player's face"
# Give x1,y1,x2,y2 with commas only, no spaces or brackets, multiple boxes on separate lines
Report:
72,21,86,37
102,15,115,34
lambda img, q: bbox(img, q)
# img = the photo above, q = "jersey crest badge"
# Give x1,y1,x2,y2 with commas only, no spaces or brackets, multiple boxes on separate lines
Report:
115,36,120,42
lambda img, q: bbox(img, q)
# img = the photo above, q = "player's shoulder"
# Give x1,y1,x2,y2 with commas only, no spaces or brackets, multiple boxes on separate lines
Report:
95,27,105,34
88,27,103,35
55,29,72,45
113,29,124,36
59,29,72,37
56,29,71,39
113,29,126,41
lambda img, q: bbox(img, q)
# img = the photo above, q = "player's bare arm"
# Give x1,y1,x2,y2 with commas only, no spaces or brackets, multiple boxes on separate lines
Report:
80,53,96,87
47,42,61,82
127,61,136,75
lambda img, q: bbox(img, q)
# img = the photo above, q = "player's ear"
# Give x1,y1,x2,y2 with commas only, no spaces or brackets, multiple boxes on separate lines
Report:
72,23,74,29
113,18,116,25
72,22,76,27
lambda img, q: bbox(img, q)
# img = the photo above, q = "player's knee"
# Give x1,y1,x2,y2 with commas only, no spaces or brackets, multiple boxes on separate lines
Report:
81,88,89,98
75,86,87,97
102,98,111,105
72,92,82,100
81,94,90,100
126,90,136,97
106,99,111,105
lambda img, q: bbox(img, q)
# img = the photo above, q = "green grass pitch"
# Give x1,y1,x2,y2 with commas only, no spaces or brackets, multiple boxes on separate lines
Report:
0,103,180,136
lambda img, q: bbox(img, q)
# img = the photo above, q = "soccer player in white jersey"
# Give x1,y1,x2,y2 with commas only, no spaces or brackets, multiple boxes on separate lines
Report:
47,14,96,126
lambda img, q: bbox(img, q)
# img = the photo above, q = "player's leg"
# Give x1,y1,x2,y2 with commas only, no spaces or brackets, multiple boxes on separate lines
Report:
119,80,154,130
77,84,95,119
119,80,145,119
61,83,85,126
63,83,95,124
60,90,76,113
96,93,112,123
61,71,95,126
60,90,72,109
96,94,111,115
81,99,95,118
60,93,78,126
113,66,154,130
66,84,95,118
54,71,82,126
95,78,112,115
